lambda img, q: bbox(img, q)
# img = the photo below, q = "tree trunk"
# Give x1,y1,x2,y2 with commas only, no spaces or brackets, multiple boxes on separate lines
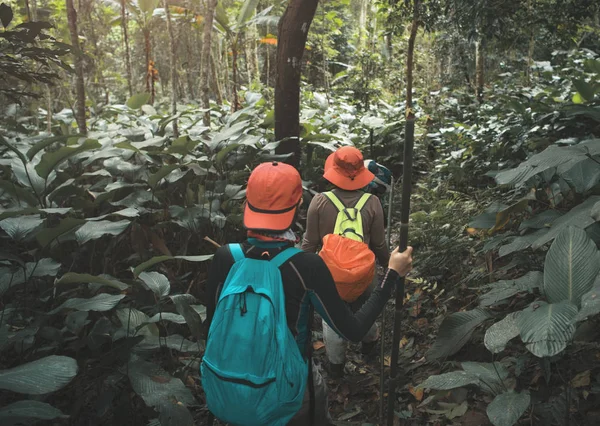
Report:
526,0,535,86
164,0,178,137
66,0,87,134
144,27,151,95
405,1,419,112
200,0,218,125
274,0,320,168
210,50,223,104
121,0,133,96
231,41,240,112
475,35,484,103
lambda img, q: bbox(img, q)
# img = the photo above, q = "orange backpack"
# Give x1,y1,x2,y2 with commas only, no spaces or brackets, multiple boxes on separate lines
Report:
318,192,376,302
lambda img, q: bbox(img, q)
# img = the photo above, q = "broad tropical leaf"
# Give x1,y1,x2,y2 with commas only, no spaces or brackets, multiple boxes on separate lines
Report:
170,294,203,340
35,139,101,179
0,215,44,241
573,79,596,102
484,312,521,354
519,210,562,231
126,93,151,109
498,229,548,257
461,362,508,394
532,196,600,249
543,226,600,305
0,355,78,394
65,311,90,334
133,255,213,277
592,201,600,221
479,271,542,306
50,294,125,314
487,390,531,426
0,258,61,297
139,272,170,298
146,312,186,324
517,301,577,358
127,355,197,408
115,308,159,338
36,217,85,247
0,400,68,425
55,272,129,291
26,135,82,161
418,371,479,391
0,180,39,206
75,220,131,245
148,165,181,189
559,158,600,193
426,308,491,360
575,278,600,321
158,399,194,426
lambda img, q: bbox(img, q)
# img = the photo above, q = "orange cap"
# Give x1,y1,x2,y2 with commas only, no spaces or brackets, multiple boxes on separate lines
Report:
324,146,375,190
244,162,303,231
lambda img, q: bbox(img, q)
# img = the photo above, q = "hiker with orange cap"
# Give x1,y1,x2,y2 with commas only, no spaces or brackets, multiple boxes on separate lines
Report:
302,146,394,378
201,161,413,425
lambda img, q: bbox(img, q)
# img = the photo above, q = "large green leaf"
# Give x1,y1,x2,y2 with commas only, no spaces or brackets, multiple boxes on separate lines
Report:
0,355,78,395
0,180,39,206
592,201,600,221
461,362,508,394
418,371,479,391
531,196,600,249
543,226,600,305
133,255,213,277
158,399,194,426
170,294,203,340
26,134,82,161
517,301,578,358
55,272,129,291
498,229,548,257
573,79,596,102
236,0,259,28
75,220,131,245
559,158,600,193
126,92,151,109
479,271,542,307
138,0,159,14
519,210,562,231
426,308,491,360
484,312,521,354
148,165,181,189
0,215,44,241
115,308,159,338
0,258,61,297
50,294,126,314
0,400,68,425
36,217,85,247
128,356,197,408
146,312,186,324
35,139,101,179
139,271,170,298
487,390,530,426
574,278,600,321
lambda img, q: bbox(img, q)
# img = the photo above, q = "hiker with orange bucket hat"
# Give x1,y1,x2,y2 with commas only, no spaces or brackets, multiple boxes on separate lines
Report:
201,161,413,425
302,146,395,378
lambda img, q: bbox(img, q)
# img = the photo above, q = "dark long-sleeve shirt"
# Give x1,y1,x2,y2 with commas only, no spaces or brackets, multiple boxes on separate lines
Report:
205,239,399,357
301,189,390,265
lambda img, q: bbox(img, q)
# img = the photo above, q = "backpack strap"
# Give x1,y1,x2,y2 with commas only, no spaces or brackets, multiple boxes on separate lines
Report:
323,191,346,212
354,193,371,212
270,247,302,268
229,243,245,262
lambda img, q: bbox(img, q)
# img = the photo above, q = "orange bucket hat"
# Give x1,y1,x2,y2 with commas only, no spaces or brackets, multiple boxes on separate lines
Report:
324,146,375,191
243,162,303,232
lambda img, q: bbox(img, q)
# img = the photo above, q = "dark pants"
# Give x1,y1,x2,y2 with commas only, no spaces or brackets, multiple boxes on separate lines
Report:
287,361,331,425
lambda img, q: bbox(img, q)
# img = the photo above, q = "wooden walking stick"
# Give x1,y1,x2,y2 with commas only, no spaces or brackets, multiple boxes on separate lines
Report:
379,175,394,421
386,1,419,424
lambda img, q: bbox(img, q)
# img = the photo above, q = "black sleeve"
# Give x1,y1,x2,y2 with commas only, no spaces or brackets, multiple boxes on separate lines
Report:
205,245,234,329
301,253,399,343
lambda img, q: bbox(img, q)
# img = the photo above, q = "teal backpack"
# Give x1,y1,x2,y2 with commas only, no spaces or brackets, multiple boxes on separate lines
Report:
201,244,308,426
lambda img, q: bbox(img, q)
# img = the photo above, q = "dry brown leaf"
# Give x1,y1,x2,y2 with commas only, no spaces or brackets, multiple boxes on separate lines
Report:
571,370,591,388
151,375,171,383
409,385,424,402
416,318,429,328
383,356,391,367
313,341,325,351
400,336,409,348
